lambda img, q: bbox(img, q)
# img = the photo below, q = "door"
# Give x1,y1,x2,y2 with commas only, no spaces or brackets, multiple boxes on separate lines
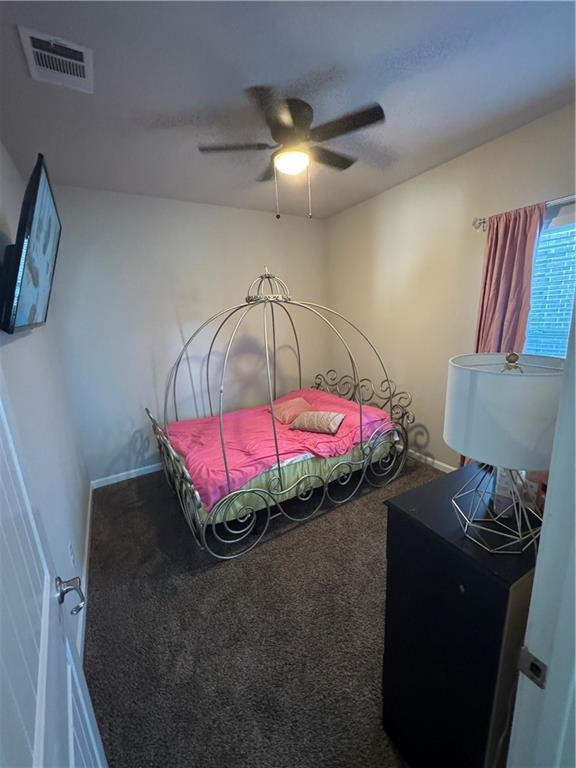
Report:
507,320,575,767
0,397,107,767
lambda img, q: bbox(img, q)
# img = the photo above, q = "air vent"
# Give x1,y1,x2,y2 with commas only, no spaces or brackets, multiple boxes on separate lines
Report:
18,26,94,93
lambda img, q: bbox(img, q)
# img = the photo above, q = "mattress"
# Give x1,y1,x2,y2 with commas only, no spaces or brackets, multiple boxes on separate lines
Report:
167,387,394,517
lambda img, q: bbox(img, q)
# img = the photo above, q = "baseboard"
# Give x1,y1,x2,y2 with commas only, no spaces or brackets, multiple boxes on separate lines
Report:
90,462,162,490
76,482,93,658
408,449,457,474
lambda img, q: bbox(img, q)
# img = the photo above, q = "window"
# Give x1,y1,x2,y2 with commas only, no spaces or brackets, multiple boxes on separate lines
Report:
524,205,576,358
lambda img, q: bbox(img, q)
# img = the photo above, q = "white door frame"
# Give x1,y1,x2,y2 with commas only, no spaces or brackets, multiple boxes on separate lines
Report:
507,320,575,766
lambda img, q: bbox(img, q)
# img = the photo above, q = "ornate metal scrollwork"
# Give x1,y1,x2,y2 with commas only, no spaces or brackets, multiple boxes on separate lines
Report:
313,369,415,430
313,370,357,400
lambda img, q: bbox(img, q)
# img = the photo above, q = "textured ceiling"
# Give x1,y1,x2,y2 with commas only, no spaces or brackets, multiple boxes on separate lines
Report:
0,1,574,218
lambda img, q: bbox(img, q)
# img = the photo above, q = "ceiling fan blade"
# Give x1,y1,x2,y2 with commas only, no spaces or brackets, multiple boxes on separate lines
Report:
311,146,356,170
198,142,275,153
257,162,274,182
310,103,384,143
245,85,294,129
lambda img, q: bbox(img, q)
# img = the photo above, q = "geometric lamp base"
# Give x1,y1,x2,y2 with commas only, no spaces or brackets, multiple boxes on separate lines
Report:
452,465,543,554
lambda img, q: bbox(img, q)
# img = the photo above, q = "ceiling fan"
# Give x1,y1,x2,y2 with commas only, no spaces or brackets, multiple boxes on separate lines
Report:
198,86,385,181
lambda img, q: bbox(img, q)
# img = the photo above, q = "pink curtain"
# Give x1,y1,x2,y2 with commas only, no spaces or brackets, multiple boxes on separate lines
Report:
475,203,545,353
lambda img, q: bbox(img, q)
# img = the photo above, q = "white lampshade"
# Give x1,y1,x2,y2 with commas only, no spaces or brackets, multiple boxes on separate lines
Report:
443,353,564,470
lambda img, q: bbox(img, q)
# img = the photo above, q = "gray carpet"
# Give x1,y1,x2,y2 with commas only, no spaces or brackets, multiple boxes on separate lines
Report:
85,459,441,768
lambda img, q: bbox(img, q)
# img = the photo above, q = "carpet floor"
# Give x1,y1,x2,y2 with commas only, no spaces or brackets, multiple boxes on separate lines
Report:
85,459,441,768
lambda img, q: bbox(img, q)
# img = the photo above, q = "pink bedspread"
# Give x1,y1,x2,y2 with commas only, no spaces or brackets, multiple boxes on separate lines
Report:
167,388,393,510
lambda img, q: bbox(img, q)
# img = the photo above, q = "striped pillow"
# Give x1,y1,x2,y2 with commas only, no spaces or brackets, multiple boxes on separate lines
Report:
290,411,345,435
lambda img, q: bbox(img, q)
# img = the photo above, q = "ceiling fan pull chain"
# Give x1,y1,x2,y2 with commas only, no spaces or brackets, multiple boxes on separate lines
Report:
274,164,281,220
307,164,312,219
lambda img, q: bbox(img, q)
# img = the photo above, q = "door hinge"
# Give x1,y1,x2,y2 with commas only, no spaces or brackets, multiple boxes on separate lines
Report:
518,645,547,689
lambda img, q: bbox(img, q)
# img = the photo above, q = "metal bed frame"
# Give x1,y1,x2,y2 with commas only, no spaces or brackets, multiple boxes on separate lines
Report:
146,268,414,560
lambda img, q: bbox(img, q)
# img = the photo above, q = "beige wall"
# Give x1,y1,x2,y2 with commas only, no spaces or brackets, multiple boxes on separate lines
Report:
0,140,90,644
53,186,329,481
325,104,575,467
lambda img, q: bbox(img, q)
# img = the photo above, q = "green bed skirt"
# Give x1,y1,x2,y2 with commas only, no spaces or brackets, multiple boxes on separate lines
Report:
195,436,394,524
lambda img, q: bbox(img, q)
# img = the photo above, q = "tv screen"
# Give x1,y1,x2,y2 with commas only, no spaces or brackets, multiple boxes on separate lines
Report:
0,154,61,334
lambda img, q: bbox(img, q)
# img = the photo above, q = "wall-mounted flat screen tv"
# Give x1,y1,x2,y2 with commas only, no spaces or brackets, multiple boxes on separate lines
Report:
0,153,61,334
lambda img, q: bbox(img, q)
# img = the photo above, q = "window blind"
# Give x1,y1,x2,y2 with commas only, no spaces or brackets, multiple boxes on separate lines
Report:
524,208,576,358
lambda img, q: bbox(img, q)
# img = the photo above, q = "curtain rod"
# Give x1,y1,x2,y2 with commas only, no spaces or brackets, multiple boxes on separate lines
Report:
472,194,575,231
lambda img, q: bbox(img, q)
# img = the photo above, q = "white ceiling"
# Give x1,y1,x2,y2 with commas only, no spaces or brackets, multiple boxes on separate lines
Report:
0,2,574,218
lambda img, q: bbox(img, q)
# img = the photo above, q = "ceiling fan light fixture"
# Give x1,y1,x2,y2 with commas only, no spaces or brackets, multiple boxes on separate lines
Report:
273,148,310,176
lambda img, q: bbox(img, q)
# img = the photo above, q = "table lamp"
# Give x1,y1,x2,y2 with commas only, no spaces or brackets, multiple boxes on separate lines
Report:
443,352,564,554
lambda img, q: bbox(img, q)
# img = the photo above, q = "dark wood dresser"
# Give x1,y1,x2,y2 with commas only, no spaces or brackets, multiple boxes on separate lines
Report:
383,464,535,768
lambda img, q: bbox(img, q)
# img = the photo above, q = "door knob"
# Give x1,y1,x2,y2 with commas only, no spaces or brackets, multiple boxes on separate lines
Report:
55,575,86,615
